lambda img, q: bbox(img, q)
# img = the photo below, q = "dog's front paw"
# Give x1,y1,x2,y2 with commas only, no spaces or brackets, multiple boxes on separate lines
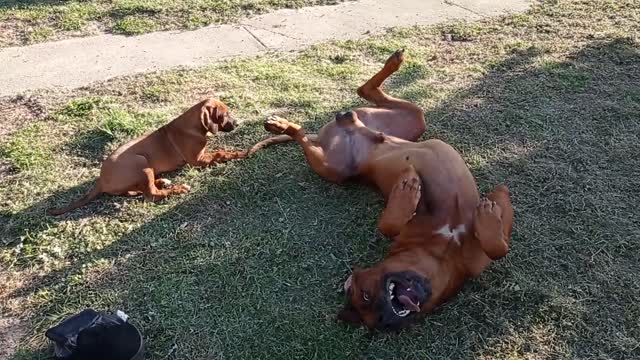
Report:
474,198,503,242
174,184,191,194
392,174,421,216
386,166,422,222
156,178,172,189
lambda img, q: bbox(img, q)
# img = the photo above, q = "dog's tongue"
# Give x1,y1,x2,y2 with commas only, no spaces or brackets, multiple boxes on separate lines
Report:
396,288,421,312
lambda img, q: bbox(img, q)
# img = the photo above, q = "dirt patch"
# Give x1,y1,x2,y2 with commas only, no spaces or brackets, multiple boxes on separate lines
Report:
0,95,48,142
0,268,30,359
0,19,23,48
0,316,27,359
0,159,14,184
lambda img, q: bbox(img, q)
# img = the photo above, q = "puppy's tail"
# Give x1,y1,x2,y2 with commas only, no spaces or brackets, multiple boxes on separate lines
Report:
47,183,103,216
246,134,318,157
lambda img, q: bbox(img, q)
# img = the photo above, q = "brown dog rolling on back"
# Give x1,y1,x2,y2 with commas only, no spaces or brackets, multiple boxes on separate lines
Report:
256,50,514,329
48,98,249,216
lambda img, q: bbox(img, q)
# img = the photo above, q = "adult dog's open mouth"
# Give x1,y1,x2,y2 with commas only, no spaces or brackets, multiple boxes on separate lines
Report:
386,279,422,317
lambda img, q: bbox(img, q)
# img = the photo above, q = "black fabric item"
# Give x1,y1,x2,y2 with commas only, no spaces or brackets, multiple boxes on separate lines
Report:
45,309,143,360
45,309,101,358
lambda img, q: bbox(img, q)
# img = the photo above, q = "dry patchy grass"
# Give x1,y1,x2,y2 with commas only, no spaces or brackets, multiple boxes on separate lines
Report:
0,0,346,47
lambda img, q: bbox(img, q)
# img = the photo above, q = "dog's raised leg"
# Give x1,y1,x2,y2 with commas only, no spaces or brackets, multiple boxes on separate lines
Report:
474,185,514,260
356,49,426,141
377,165,422,237
264,115,344,183
357,49,405,106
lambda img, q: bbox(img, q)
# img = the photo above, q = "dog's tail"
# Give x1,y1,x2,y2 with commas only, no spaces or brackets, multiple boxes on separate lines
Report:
47,183,103,216
246,133,319,156
246,135,293,156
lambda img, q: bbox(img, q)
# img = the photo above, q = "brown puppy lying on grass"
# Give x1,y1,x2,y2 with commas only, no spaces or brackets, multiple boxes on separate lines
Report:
48,98,255,216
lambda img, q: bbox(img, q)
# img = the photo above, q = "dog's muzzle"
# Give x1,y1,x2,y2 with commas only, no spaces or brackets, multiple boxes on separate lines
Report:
376,271,431,329
221,115,240,132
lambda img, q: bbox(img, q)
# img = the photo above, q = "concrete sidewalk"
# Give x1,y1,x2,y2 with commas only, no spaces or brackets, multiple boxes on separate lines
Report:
0,0,529,97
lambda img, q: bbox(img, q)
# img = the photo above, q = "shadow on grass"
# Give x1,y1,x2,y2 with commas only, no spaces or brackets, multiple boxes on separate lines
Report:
7,37,640,359
0,179,122,247
63,128,113,165
0,0,70,10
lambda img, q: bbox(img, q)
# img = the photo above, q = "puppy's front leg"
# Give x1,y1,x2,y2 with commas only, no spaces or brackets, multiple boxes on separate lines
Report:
194,150,248,167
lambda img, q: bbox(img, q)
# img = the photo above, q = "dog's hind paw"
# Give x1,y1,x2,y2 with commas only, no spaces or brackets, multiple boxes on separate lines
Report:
384,49,405,72
264,115,302,136
264,115,289,134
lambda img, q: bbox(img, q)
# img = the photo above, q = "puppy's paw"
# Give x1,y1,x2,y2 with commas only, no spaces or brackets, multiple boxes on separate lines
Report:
156,178,172,189
174,184,191,194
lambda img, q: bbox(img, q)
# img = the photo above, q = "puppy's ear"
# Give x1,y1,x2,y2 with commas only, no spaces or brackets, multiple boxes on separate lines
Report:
337,303,363,325
201,105,219,134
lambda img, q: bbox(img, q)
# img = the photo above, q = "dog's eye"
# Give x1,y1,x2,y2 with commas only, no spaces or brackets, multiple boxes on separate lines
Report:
362,291,371,303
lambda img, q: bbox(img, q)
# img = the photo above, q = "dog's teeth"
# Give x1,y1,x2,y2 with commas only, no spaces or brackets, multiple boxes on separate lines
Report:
390,295,395,299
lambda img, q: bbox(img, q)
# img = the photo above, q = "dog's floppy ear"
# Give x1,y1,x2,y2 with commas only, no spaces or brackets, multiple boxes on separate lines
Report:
343,274,354,293
201,105,219,134
337,303,363,325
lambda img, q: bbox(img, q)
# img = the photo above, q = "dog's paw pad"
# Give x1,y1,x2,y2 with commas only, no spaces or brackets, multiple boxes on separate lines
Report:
477,198,501,217
385,49,405,70
474,199,503,241
264,116,292,134
401,177,421,192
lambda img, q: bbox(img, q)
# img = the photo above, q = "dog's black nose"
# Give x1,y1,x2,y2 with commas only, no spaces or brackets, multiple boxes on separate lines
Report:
339,111,354,118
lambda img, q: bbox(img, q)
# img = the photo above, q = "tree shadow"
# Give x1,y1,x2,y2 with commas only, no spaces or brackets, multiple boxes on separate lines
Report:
6,38,640,359
0,179,121,247
63,128,113,165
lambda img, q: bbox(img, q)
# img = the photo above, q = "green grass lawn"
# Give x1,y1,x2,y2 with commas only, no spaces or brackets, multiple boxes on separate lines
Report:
0,0,344,47
1,0,640,359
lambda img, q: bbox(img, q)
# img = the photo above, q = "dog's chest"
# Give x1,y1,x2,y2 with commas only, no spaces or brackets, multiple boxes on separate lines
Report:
433,223,467,246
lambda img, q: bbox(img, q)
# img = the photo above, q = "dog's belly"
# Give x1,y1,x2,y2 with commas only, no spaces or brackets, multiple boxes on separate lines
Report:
317,122,377,180
366,139,479,220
